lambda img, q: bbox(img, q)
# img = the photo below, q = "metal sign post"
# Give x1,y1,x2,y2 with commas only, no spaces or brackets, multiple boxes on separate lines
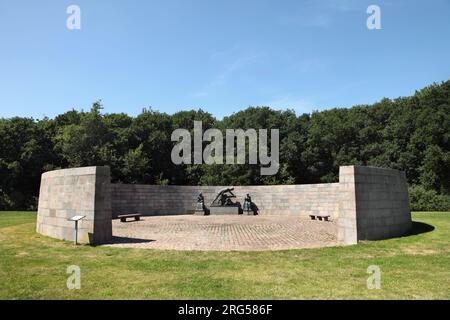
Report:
68,215,86,245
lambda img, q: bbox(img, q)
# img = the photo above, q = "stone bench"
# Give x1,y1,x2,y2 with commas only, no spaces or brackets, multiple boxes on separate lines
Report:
118,214,142,223
309,214,330,222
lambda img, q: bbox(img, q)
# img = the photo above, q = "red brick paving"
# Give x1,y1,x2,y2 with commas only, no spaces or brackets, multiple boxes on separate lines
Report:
108,215,338,251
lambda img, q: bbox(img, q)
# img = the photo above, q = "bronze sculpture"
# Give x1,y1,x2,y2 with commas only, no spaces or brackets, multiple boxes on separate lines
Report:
194,192,207,215
197,192,204,205
243,193,252,214
211,187,237,206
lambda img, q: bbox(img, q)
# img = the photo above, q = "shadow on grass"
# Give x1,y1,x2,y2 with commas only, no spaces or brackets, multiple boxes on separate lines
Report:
409,221,435,236
110,236,155,245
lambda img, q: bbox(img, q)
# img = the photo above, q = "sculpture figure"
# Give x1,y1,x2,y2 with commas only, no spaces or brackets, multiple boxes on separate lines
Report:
211,187,237,206
197,192,204,205
194,192,207,215
243,193,252,213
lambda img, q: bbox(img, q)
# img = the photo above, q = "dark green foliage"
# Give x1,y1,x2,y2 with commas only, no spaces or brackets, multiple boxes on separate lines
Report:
409,185,450,211
0,81,449,210
0,117,58,210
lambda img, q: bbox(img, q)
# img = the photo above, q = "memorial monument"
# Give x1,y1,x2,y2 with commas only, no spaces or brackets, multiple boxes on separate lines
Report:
209,187,242,215
36,165,413,245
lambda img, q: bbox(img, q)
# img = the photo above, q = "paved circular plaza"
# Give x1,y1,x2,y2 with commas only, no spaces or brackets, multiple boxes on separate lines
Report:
108,215,338,251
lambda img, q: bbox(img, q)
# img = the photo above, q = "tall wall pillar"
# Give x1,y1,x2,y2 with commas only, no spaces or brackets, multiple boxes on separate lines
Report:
36,166,112,244
337,166,358,244
338,166,412,245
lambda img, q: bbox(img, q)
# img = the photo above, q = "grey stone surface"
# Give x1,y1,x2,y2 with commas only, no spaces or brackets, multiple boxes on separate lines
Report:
210,206,240,215
110,183,341,219
338,165,412,245
36,166,112,245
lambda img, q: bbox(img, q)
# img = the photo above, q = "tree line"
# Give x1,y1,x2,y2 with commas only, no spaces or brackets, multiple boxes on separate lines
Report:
1,80,449,211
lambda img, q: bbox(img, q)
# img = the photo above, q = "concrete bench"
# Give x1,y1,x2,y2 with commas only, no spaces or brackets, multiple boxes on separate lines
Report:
309,214,330,222
118,214,142,223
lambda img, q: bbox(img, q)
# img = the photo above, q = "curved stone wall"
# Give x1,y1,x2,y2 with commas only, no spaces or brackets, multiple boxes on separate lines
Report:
36,166,112,244
338,165,412,243
110,183,341,219
37,165,412,245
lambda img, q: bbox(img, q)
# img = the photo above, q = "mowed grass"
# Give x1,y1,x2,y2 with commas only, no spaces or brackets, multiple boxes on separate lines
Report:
0,212,449,299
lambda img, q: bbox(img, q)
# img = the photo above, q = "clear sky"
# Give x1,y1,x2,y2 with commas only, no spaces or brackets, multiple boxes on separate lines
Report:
0,0,449,119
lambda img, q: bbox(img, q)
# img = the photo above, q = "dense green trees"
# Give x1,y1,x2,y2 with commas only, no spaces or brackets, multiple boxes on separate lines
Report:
1,81,449,210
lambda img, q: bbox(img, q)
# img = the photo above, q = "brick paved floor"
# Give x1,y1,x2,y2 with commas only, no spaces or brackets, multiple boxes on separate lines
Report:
107,215,338,251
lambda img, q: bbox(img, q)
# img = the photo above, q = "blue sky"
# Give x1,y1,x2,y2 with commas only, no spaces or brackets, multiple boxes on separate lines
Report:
0,0,449,119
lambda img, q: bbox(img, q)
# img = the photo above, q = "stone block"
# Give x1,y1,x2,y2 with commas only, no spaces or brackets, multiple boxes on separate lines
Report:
209,206,240,215
37,166,112,245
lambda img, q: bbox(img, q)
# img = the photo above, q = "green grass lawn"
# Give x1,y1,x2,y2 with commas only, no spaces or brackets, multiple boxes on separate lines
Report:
0,212,449,299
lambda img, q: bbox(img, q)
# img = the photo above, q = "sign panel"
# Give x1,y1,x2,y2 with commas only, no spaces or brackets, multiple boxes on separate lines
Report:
68,215,86,221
